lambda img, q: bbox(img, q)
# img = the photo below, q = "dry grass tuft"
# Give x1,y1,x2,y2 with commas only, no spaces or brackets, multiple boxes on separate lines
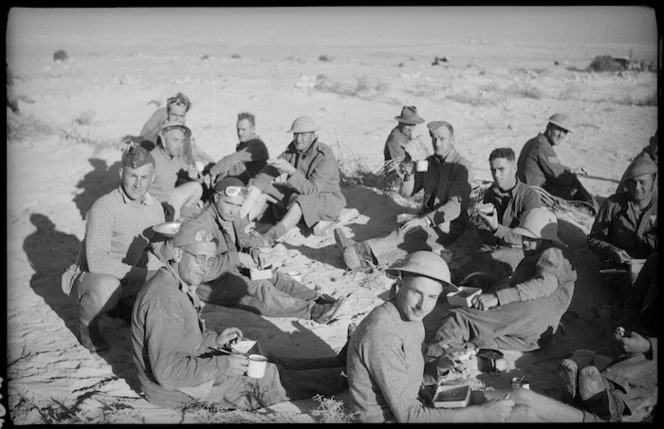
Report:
315,75,388,99
586,55,626,72
311,394,358,423
6,111,54,143
181,402,288,424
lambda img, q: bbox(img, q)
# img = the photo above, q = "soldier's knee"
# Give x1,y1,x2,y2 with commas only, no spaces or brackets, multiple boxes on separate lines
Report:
83,273,122,301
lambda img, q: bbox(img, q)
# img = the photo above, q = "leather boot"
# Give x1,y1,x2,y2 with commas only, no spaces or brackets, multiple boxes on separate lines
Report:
578,366,625,421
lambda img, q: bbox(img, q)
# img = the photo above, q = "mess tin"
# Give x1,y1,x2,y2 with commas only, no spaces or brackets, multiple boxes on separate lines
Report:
446,286,481,307
432,384,471,408
476,348,506,373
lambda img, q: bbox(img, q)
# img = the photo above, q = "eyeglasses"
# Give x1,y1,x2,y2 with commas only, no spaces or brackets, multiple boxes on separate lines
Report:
216,185,248,198
182,249,218,267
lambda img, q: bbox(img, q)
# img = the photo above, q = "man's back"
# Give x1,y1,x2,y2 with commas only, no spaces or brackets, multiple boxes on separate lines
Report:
517,134,555,187
384,126,409,161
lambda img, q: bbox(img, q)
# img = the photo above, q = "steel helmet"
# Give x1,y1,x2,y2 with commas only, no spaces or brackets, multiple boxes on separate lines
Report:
386,250,453,286
512,207,566,247
158,121,192,139
287,116,320,133
547,113,572,133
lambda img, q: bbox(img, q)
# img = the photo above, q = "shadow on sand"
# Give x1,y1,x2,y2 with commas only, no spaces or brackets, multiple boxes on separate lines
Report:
73,158,122,220
23,213,81,334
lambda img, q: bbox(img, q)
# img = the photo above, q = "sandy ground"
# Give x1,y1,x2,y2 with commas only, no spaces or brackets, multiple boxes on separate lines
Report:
5,24,658,424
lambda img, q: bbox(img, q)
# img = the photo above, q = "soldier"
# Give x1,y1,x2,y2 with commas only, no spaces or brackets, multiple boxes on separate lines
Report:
208,112,269,185
335,120,473,270
517,113,596,210
61,146,165,352
240,116,346,246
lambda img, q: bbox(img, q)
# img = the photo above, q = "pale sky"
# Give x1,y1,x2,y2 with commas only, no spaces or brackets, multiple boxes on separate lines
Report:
7,6,658,46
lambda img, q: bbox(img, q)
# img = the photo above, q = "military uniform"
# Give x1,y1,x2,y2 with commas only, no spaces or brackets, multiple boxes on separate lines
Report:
132,264,345,409
366,148,473,265
455,180,542,284
517,133,595,206
428,245,576,354
155,204,322,319
251,138,346,227
383,126,410,161
209,136,269,185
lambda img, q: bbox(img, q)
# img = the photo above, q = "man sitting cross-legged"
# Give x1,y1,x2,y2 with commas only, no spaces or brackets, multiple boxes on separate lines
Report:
132,219,347,410
153,177,349,324
61,146,165,352
239,115,346,246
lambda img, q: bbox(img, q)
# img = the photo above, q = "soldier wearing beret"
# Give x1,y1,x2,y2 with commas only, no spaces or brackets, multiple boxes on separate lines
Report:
61,146,165,352
516,113,597,210
335,120,474,271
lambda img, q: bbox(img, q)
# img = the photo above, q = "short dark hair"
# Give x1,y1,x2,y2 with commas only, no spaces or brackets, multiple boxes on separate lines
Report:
489,147,515,162
237,112,255,127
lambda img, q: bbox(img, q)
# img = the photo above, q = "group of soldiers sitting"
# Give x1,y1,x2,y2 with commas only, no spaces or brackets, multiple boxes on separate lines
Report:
60,93,657,422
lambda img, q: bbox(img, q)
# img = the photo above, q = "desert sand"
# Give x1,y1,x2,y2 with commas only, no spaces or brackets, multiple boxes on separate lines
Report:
4,8,658,424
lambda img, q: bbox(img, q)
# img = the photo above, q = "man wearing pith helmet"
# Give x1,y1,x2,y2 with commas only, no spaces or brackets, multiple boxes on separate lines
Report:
347,251,515,423
428,207,576,355
61,146,165,352
240,115,346,246
516,113,596,210
384,105,425,161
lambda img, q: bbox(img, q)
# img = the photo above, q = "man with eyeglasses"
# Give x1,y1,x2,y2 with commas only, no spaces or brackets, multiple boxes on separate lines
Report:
240,116,346,247
516,113,596,210
123,92,214,166
132,219,348,410
208,112,269,186
154,177,348,323
61,146,165,352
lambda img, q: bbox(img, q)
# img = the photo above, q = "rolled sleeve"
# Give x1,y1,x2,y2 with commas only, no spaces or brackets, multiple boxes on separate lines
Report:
496,248,567,305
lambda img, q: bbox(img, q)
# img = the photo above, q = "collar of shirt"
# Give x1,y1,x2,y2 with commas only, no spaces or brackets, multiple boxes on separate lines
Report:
491,179,521,198
155,144,176,161
118,185,156,206
432,147,460,165
164,263,201,309
236,134,262,151
287,138,319,158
